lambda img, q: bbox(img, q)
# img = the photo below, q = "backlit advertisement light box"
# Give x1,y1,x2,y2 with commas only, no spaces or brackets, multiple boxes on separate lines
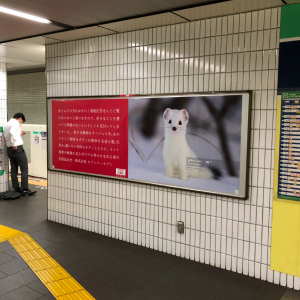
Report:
48,93,250,199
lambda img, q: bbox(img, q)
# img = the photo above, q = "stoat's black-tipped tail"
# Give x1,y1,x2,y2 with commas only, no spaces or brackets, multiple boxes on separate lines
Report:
208,166,222,180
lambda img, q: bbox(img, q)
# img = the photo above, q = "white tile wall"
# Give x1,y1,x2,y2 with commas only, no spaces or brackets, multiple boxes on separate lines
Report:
46,8,300,289
0,63,9,192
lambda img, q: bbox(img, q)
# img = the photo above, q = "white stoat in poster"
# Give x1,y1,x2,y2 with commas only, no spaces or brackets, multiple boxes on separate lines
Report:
162,108,221,181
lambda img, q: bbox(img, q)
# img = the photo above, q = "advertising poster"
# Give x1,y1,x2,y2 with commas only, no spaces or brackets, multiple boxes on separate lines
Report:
34,132,40,145
41,131,47,150
49,94,249,198
128,95,243,195
51,99,128,178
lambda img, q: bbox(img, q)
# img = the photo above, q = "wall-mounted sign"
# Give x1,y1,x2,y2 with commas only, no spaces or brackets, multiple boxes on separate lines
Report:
41,131,47,150
277,92,300,201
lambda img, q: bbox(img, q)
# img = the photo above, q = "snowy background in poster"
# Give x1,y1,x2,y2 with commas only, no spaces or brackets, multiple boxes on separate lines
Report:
128,96,242,194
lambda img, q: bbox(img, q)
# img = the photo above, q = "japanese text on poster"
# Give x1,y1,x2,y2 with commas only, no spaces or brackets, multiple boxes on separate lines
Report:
52,99,128,178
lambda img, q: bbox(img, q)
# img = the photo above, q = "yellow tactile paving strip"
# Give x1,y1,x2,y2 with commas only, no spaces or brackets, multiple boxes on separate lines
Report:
0,225,95,300
28,179,47,187
9,176,48,187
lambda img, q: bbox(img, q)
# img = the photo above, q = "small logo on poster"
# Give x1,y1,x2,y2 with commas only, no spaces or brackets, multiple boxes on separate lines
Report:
116,168,126,176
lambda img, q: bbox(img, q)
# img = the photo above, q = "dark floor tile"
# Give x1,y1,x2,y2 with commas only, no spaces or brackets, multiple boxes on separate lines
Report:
92,281,134,300
25,221,63,234
64,265,94,281
131,245,162,258
29,229,58,241
79,273,109,292
124,282,183,300
34,239,56,249
42,247,65,258
77,252,151,291
281,289,300,300
107,256,178,295
0,268,38,296
143,252,184,271
91,237,136,255
36,294,55,300
224,274,287,300
1,216,47,232
0,213,8,219
26,280,50,296
209,286,283,300
110,251,156,273
69,234,100,247
76,231,103,242
251,282,287,300
43,230,78,244
70,248,123,272
0,286,43,300
44,235,93,258
210,290,254,300
4,248,20,259
156,269,220,300
54,252,85,267
0,243,13,253
61,226,88,235
0,253,15,265
0,258,28,275
167,260,232,288
53,243,102,267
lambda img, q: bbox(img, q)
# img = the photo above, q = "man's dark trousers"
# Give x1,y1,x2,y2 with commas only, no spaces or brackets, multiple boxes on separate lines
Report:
7,146,28,189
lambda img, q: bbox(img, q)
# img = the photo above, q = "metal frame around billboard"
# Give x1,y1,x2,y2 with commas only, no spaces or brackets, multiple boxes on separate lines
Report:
46,91,252,199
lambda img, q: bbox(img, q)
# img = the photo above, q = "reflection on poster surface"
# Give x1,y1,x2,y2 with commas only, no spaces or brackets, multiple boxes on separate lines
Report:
128,95,242,195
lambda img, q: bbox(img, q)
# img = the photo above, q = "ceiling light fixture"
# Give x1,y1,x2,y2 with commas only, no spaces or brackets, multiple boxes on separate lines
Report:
0,5,51,24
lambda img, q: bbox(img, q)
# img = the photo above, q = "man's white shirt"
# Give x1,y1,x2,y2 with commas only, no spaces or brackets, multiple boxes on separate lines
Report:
3,118,23,147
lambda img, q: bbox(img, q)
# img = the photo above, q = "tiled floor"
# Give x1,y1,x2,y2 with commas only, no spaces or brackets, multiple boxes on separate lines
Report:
0,185,300,300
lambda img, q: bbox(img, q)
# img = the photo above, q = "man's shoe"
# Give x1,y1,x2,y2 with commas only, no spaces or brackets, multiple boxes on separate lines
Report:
14,188,22,193
22,188,37,196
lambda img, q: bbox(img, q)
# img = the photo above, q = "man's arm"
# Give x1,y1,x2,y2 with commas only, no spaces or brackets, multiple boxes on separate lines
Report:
10,122,19,150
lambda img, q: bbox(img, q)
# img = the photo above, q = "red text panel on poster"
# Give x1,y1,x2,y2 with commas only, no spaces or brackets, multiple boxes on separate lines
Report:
52,99,128,178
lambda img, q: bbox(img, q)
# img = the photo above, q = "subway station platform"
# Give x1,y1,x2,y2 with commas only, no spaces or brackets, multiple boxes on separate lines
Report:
0,186,299,300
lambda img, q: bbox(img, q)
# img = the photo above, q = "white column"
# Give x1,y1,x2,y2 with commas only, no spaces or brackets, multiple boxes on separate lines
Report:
0,63,8,192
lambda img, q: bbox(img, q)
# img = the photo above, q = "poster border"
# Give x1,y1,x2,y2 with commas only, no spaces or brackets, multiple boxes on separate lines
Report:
47,91,252,200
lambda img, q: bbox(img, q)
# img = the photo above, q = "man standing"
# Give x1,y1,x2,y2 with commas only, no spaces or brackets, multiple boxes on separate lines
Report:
4,113,36,196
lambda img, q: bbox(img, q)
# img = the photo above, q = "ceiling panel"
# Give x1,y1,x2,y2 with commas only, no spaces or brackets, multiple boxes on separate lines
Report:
4,36,47,51
0,0,222,27
0,50,44,69
0,37,46,69
0,12,62,43
45,26,114,44
0,46,44,62
285,0,300,3
0,57,44,69
0,0,285,69
103,12,187,33
175,0,283,20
